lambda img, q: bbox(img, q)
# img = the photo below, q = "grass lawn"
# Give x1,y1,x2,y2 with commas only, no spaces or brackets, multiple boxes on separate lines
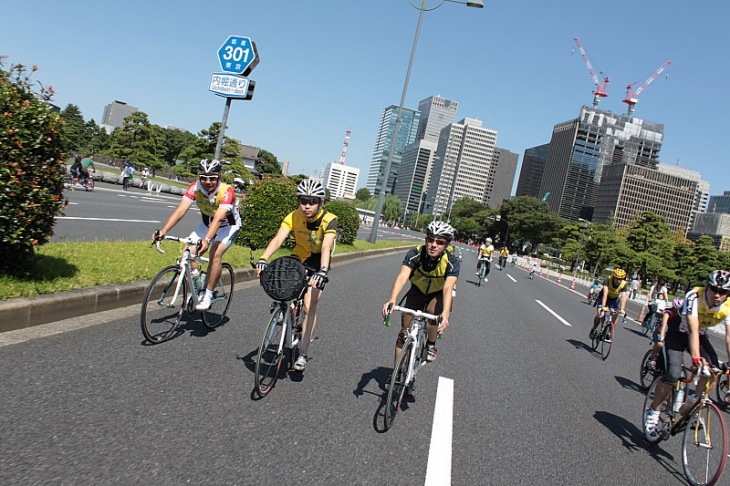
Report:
1,239,410,300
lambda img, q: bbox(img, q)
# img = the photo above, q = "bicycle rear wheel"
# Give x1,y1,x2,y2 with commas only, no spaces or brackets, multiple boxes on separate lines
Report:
384,338,414,430
642,377,672,446
202,263,234,329
254,308,286,397
716,375,730,405
682,401,727,486
141,265,187,344
600,320,614,360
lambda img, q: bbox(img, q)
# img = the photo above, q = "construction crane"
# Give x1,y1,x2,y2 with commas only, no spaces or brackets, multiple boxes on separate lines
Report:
338,129,351,165
573,37,610,108
622,60,671,116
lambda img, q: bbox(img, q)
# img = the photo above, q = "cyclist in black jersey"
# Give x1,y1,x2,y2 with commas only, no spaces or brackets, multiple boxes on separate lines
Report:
382,221,460,365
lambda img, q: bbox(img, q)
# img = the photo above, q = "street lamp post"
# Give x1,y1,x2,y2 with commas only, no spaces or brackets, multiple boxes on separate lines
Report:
367,0,484,243
488,214,509,246
574,218,589,276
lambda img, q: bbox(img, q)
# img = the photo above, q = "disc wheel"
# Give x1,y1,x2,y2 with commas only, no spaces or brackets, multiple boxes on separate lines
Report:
384,338,414,430
642,377,671,446
254,308,286,397
141,265,186,344
682,402,727,486
202,263,235,329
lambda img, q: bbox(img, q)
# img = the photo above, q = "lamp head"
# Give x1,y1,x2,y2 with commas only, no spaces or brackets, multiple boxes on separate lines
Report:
467,0,485,7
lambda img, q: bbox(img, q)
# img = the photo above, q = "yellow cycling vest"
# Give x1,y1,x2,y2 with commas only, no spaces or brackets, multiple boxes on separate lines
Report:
605,279,628,299
410,245,453,295
694,286,730,329
194,183,234,218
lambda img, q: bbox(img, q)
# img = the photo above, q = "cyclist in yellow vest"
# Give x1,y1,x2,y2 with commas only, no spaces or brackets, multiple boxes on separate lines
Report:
644,270,730,440
154,159,241,311
589,268,629,340
256,179,337,372
382,221,460,365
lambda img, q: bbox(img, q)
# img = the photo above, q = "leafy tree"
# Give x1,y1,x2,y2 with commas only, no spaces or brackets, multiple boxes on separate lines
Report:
355,188,371,202
624,212,674,283
85,119,110,154
238,177,297,250
158,126,196,168
107,111,161,169
382,194,402,222
324,200,359,245
59,104,88,154
582,223,621,276
0,59,65,275
257,149,282,175
686,236,718,289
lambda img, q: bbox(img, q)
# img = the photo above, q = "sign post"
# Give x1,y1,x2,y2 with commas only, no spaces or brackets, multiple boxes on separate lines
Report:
211,35,259,160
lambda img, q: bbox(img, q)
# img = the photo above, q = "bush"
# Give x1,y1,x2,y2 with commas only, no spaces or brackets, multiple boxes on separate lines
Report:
324,200,359,245
0,58,65,276
238,177,297,250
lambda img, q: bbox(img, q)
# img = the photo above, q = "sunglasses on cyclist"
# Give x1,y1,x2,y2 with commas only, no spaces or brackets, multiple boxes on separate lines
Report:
708,285,730,296
298,197,321,206
426,236,448,247
199,175,219,182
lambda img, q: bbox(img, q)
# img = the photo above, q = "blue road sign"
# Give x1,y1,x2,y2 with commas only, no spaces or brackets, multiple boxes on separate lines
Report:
217,36,259,75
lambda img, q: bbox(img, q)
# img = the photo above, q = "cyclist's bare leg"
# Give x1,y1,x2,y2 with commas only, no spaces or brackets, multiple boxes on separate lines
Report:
649,380,673,411
393,313,414,367
299,286,322,355
203,242,225,290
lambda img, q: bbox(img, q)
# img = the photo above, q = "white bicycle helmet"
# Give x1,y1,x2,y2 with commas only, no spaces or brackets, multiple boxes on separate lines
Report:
708,270,730,290
425,220,454,240
296,179,326,199
199,158,223,175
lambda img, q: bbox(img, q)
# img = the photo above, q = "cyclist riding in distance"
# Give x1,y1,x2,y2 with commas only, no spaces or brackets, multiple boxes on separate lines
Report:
80,153,96,186
152,158,241,311
476,237,494,282
646,297,685,371
644,270,730,440
382,221,460,366
256,179,337,372
499,246,509,268
587,275,603,301
589,268,629,339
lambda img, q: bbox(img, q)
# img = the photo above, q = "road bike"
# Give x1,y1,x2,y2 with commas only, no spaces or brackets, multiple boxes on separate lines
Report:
477,257,490,287
714,366,730,406
643,363,728,485
255,257,323,397
498,255,506,270
590,308,618,360
383,304,440,430
140,235,234,344
643,309,662,336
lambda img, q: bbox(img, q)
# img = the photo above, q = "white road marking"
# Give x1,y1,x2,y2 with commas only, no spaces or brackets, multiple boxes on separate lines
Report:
535,300,572,326
56,216,161,223
507,274,517,282
425,376,454,486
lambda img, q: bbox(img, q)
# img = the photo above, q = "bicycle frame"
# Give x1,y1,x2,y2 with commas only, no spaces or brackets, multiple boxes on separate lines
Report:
666,365,720,437
155,236,210,309
390,305,439,386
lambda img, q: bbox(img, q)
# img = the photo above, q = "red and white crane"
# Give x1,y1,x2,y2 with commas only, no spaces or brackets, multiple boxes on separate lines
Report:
622,60,671,116
338,129,351,165
574,37,610,108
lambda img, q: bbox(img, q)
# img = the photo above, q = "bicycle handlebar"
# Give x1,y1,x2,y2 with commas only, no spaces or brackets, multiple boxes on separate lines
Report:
153,235,209,262
388,305,440,322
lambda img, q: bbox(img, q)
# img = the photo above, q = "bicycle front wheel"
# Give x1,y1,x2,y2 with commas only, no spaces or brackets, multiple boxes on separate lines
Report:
600,321,614,360
384,338,414,430
202,263,234,329
254,308,286,397
716,375,730,405
640,349,657,390
682,401,728,486
141,265,187,344
590,322,601,350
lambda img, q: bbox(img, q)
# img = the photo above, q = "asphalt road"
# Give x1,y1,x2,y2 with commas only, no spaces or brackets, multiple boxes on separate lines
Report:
3,248,727,485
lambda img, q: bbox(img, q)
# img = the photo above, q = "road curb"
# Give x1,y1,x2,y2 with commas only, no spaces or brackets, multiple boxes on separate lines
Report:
0,246,409,333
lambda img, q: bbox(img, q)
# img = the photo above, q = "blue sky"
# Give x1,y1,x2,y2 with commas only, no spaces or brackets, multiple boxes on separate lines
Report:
2,0,728,195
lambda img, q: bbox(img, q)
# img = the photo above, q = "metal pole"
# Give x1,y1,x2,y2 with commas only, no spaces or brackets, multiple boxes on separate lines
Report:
368,0,427,244
574,221,587,276
214,97,233,160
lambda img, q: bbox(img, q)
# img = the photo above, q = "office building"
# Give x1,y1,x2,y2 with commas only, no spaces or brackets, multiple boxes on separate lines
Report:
594,163,698,234
688,212,730,252
365,105,420,196
515,143,549,199
425,117,498,216
485,147,519,208
394,140,438,214
539,106,664,221
101,100,138,131
324,162,360,200
416,95,459,143
708,191,730,213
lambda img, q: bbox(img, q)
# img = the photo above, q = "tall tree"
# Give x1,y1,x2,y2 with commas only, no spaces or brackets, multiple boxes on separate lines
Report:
59,104,88,155
107,111,161,169
624,212,674,283
256,149,282,175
